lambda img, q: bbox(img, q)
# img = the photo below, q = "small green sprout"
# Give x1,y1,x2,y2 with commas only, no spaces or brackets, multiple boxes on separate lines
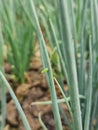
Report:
41,68,48,74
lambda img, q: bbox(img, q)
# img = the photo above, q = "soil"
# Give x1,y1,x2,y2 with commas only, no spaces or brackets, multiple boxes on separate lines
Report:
3,47,70,130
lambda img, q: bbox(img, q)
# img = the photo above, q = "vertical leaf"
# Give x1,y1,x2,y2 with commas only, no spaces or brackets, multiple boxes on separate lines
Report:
84,37,92,130
58,0,82,129
0,22,6,130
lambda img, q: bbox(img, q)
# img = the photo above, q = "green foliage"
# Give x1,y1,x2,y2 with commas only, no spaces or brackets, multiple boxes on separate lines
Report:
30,0,98,130
0,0,98,130
0,0,35,83
30,0,63,129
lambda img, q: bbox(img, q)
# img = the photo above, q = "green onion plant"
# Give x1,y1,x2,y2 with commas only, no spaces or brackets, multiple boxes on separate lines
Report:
0,20,31,130
30,0,98,130
0,0,35,83
0,0,98,130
